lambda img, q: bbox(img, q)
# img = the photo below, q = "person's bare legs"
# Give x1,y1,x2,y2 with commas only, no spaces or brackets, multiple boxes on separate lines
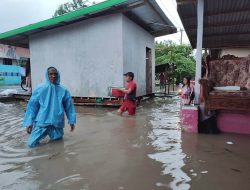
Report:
117,109,123,115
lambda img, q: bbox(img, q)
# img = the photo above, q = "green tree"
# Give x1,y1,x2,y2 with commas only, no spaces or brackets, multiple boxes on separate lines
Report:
53,0,94,17
155,41,195,83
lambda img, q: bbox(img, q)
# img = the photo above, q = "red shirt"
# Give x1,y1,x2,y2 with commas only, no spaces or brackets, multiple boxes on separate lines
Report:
125,81,137,101
159,73,165,83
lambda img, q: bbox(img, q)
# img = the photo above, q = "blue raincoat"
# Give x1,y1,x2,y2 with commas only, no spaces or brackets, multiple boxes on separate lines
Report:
23,67,76,147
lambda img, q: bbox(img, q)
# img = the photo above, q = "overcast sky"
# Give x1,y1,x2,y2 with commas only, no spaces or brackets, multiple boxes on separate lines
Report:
0,0,190,44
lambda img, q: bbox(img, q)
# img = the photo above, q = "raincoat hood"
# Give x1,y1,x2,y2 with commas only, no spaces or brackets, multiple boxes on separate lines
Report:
23,67,76,128
46,67,61,85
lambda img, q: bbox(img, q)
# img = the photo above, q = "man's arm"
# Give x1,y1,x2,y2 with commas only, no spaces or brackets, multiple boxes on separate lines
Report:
23,91,40,133
120,83,136,95
121,88,133,95
63,90,76,131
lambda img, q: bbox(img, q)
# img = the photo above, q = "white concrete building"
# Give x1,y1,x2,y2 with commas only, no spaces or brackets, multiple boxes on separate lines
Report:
0,0,176,97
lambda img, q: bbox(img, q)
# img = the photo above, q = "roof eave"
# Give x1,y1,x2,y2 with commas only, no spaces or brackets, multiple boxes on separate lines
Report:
0,0,177,47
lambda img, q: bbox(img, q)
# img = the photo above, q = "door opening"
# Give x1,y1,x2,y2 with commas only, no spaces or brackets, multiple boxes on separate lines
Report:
146,47,152,94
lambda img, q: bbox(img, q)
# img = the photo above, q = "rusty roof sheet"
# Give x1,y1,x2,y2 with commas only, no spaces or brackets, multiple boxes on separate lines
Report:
177,0,250,48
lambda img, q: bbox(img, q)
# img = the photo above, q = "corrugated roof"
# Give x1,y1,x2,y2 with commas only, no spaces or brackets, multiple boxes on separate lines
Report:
0,0,177,48
177,0,250,48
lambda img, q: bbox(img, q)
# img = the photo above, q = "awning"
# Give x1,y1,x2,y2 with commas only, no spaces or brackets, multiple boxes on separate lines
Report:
0,0,177,48
155,64,168,73
177,0,250,48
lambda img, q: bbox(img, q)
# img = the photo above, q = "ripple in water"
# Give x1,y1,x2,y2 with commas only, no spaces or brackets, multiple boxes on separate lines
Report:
148,98,191,190
0,102,46,190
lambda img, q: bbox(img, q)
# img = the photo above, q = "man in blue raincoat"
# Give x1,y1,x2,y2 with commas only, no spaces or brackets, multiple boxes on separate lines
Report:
23,67,76,148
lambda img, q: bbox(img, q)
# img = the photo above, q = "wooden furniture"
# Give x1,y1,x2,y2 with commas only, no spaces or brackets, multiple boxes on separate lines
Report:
200,55,250,112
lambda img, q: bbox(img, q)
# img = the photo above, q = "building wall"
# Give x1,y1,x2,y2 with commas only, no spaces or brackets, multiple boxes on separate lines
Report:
0,65,21,85
220,48,250,57
0,44,30,60
30,14,124,97
122,15,155,96
0,58,19,65
30,13,156,97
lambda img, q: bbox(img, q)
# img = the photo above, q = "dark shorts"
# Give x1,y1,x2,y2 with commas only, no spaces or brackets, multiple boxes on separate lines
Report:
119,100,136,115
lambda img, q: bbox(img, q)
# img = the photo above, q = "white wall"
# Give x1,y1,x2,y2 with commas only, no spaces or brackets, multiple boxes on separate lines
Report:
122,15,155,96
30,14,124,97
30,13,156,97
220,48,250,57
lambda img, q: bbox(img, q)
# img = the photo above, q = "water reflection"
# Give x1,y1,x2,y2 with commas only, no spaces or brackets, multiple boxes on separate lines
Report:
0,102,46,189
148,98,191,190
0,99,190,189
2,98,250,189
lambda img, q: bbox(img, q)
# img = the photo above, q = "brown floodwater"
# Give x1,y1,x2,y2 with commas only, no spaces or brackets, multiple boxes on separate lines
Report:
0,98,250,190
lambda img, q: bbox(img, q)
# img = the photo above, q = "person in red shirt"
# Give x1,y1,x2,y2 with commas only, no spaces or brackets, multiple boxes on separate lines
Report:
118,72,137,116
159,73,165,90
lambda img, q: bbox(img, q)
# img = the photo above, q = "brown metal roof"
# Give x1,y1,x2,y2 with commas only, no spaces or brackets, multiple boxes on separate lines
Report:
177,0,250,48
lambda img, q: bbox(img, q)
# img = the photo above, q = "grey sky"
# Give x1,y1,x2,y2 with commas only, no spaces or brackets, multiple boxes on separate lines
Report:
0,0,189,44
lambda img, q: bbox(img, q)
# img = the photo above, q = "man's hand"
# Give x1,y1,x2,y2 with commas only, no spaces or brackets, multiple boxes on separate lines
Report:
70,124,75,132
122,88,132,95
27,126,33,134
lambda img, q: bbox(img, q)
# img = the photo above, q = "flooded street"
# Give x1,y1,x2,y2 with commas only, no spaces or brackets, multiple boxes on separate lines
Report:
1,98,250,190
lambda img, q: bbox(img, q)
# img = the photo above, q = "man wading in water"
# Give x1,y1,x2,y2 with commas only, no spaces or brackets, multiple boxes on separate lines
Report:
23,67,76,148
117,72,137,116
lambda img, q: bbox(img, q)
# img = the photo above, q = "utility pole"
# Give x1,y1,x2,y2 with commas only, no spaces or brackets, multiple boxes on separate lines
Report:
173,72,175,92
195,0,204,104
164,64,168,94
168,50,173,95
180,29,184,45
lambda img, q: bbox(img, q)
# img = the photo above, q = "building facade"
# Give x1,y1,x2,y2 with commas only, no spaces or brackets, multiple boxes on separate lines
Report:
0,0,176,96
0,44,29,85
30,14,155,97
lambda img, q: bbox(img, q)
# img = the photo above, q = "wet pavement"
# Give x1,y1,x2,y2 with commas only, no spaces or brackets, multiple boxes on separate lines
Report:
0,85,24,93
0,98,250,190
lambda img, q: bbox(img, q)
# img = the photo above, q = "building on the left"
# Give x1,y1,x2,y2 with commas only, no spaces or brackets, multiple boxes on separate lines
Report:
0,44,30,85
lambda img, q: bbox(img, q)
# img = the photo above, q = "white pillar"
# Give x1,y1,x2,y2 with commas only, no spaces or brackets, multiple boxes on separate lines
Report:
195,0,204,104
